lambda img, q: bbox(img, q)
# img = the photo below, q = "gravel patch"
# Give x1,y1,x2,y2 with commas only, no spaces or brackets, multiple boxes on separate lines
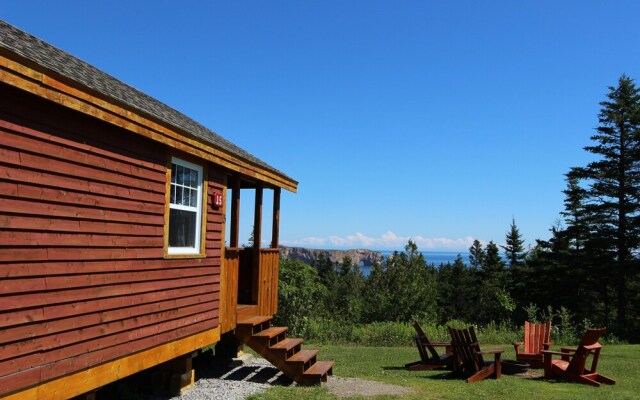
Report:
171,378,270,400
170,357,293,400
169,356,412,399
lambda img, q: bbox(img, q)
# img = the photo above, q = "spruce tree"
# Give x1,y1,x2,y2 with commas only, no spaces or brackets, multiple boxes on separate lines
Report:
572,75,640,334
483,241,506,276
501,218,526,268
468,239,485,269
561,170,590,251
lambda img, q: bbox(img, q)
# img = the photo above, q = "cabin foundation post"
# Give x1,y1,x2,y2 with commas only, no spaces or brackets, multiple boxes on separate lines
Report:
215,331,244,360
150,351,197,396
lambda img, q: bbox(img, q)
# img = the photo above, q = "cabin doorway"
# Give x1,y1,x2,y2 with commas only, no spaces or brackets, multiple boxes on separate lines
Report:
221,177,281,333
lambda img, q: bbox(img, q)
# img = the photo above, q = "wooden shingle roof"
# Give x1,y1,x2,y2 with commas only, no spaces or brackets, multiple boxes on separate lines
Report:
0,19,297,192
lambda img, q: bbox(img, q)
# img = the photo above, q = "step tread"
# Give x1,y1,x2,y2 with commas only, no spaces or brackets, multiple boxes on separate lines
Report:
237,316,272,326
302,361,334,377
270,338,304,351
287,349,318,363
253,326,288,338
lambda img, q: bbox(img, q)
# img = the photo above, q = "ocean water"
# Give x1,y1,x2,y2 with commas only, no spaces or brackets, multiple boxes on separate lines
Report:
379,250,469,266
360,251,469,276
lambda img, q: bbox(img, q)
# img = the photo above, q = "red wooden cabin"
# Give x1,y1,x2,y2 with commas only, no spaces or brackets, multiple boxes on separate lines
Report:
0,20,329,399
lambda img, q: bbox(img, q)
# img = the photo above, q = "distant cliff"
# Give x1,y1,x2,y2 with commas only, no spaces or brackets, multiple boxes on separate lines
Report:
280,246,383,267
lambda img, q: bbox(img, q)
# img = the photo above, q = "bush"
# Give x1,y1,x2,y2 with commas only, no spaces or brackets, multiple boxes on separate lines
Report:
305,317,355,344
475,321,520,344
303,318,525,347
351,322,415,346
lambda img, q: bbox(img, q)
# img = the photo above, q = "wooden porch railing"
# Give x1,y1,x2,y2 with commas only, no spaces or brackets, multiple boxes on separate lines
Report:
257,248,279,316
220,248,280,334
220,248,239,334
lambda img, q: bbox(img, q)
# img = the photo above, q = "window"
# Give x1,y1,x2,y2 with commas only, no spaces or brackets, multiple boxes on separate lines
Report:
167,157,204,255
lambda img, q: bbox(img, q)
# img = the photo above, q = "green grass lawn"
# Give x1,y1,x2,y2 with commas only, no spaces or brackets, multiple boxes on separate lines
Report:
248,344,640,400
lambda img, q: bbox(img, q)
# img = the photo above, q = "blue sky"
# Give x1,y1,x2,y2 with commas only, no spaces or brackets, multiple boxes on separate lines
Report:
4,1,640,251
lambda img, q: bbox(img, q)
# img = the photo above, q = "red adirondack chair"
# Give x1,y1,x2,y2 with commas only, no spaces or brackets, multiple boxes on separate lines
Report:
405,321,453,371
447,325,503,383
541,328,615,387
513,320,552,368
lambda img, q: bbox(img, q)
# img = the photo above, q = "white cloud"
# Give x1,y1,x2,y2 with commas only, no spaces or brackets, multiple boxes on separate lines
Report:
280,231,476,251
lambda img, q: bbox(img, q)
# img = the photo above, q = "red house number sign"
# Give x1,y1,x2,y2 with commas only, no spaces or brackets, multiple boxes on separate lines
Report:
212,192,223,207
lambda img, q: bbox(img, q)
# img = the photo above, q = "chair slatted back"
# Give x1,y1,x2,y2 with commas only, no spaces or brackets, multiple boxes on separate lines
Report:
524,320,552,354
413,321,439,360
448,325,483,373
567,328,606,375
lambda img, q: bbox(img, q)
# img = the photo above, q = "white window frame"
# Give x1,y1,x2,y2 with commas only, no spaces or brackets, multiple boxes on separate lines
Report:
167,157,204,255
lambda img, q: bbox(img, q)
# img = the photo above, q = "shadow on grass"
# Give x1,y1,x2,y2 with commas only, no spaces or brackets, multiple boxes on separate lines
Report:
419,372,459,381
382,365,460,381
381,366,409,371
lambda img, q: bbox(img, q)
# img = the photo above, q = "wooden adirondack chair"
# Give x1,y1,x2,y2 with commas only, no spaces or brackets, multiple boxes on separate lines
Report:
405,321,453,371
513,320,552,368
541,328,615,387
447,325,503,383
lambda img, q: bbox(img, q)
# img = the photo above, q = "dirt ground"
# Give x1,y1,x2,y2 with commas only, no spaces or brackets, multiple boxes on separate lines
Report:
325,376,413,397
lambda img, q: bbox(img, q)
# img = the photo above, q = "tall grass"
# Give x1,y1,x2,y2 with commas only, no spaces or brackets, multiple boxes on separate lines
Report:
302,317,623,346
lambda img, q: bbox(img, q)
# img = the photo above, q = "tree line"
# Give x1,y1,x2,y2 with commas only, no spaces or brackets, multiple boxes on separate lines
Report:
276,75,640,342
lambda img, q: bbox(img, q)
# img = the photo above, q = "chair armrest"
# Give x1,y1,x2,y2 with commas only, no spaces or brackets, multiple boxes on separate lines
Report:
541,350,569,356
583,343,602,351
478,349,504,355
512,341,522,354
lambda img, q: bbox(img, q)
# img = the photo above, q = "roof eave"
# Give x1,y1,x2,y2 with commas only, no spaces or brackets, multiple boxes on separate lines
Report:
0,48,298,193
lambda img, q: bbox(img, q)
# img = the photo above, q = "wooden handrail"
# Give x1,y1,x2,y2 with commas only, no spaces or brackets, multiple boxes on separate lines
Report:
260,248,280,254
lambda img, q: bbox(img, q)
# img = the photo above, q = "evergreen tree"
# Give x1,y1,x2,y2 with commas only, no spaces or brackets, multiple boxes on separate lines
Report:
474,241,511,323
572,75,640,334
501,218,526,268
483,241,505,276
382,240,437,322
561,170,590,251
437,255,475,323
361,260,390,323
276,258,326,336
314,253,337,288
468,239,485,269
332,256,365,322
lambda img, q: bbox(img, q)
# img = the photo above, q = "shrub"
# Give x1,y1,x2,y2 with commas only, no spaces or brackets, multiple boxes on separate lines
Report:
351,322,415,346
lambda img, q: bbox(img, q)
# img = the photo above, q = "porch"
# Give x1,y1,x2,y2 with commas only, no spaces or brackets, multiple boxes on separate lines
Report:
216,176,333,385
219,176,282,334
220,247,280,333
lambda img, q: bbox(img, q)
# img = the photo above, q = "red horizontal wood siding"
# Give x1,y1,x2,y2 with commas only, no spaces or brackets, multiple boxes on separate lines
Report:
0,84,223,396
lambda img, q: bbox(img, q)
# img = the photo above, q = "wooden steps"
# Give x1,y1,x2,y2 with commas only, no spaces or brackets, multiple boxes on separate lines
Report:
235,316,334,385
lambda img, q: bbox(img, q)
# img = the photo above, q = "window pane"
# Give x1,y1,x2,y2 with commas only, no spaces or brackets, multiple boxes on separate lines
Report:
184,186,191,207
176,186,183,205
170,185,176,204
169,209,197,248
171,163,177,184
190,169,198,188
189,188,197,207
176,165,184,185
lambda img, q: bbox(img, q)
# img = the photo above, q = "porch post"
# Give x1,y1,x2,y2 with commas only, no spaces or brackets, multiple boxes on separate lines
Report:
230,176,240,248
252,183,263,304
271,188,281,248
253,183,263,249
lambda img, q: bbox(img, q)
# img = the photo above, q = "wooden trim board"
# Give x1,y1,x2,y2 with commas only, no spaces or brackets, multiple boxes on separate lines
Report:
1,327,220,400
